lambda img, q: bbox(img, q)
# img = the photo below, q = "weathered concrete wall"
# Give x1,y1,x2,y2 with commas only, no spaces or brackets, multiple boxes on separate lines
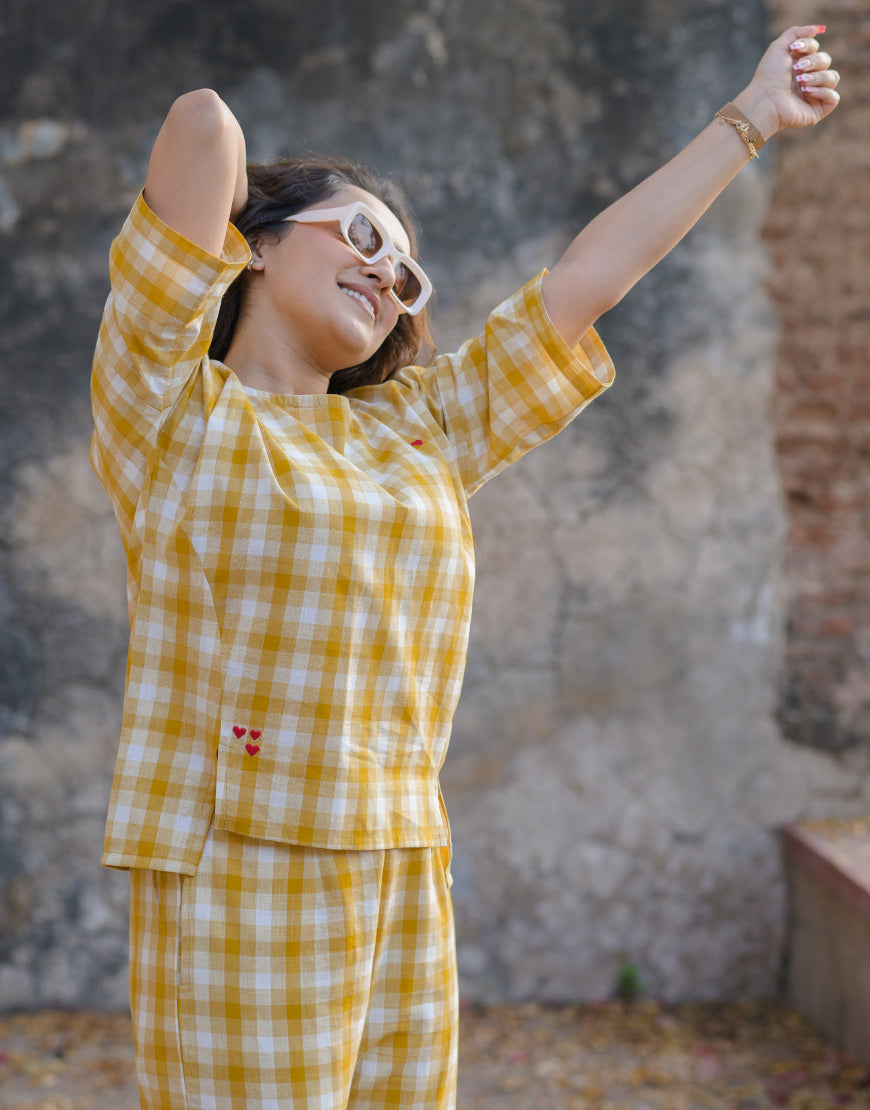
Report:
1,0,868,1010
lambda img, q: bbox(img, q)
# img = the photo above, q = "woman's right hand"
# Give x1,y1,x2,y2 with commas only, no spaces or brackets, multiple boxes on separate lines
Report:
144,89,248,256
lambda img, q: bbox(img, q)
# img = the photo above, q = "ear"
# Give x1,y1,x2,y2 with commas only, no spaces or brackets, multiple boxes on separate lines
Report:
244,230,267,271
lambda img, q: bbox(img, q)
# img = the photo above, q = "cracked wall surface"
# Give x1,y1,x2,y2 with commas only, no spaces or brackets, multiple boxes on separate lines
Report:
2,0,868,1009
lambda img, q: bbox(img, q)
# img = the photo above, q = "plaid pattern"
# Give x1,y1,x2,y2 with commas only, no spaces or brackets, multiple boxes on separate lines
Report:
91,193,614,874
130,828,458,1109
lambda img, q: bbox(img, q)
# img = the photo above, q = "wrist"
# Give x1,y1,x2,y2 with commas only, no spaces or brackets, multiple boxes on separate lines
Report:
730,87,780,142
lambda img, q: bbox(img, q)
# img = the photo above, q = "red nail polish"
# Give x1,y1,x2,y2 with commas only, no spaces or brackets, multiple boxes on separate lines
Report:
815,25,827,33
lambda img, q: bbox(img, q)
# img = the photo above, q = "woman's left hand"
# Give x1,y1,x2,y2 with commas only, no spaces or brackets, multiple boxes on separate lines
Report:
735,24,841,139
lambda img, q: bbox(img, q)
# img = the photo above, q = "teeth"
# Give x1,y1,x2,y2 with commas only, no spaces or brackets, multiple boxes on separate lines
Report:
341,287,375,318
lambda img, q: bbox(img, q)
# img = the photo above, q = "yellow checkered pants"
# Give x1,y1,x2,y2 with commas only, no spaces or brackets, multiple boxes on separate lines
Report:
129,826,458,1109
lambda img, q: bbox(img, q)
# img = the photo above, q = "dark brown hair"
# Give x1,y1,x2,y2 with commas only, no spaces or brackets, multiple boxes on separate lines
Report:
209,157,435,393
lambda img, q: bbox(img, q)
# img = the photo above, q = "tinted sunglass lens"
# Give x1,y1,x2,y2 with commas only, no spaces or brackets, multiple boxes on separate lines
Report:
347,214,382,257
394,264,422,306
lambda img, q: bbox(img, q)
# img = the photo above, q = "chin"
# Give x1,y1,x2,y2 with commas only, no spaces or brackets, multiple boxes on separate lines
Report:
331,323,388,368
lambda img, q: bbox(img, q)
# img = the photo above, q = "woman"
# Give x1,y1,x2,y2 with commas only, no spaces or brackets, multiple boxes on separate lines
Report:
91,24,838,1110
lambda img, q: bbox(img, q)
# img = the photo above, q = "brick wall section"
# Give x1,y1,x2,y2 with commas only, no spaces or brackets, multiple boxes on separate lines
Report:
763,3,870,750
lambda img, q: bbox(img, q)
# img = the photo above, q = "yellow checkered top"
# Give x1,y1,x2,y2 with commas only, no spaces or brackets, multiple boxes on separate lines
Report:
91,193,614,874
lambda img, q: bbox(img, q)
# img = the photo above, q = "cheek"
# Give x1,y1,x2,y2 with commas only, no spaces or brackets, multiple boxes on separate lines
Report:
379,301,402,335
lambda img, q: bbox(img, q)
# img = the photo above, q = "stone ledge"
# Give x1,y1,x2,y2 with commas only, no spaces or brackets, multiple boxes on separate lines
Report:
783,817,870,1066
784,819,870,918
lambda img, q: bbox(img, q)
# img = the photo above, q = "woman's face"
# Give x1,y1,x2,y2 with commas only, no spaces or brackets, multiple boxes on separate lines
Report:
250,185,413,377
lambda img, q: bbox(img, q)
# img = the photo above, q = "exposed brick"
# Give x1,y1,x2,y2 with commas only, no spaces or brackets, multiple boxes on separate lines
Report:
765,4,870,749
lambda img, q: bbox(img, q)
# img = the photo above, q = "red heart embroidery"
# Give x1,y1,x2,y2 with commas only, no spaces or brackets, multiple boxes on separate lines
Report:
233,726,247,738
245,743,260,757
249,729,262,740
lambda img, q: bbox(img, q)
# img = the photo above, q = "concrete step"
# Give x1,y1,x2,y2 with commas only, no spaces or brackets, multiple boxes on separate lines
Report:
784,817,870,1066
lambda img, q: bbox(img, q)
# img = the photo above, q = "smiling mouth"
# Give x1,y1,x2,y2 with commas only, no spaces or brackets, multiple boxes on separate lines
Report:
339,285,377,320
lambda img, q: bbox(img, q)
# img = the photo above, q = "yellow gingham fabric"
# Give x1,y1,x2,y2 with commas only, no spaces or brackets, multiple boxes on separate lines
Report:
130,828,457,1109
91,193,614,875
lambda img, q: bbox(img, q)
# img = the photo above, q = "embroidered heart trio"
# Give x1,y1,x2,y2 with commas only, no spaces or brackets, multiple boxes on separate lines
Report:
232,726,262,756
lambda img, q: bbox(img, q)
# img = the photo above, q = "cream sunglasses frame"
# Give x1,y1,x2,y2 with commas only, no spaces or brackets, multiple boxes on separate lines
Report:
282,201,432,315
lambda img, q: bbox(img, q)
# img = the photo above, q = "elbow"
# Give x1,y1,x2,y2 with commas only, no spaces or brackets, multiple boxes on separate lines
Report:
594,290,622,321
165,89,236,141
582,274,635,324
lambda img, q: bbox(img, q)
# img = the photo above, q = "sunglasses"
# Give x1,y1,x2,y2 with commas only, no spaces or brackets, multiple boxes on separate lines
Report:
282,201,432,315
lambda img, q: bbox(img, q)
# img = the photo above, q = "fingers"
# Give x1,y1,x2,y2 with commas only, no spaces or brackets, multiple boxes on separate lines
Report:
787,21,828,61
789,36,821,59
792,40,840,106
799,84,841,109
787,23,826,47
793,49,832,73
795,66,840,91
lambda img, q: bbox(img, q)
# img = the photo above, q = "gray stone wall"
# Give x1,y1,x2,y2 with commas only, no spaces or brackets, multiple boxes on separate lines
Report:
2,0,868,1010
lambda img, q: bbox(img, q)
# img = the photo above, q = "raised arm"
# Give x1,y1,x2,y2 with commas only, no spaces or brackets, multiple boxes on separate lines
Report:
543,25,840,347
144,88,248,256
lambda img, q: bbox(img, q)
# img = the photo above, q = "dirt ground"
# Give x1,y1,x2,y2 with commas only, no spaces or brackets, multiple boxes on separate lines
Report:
1,1001,869,1109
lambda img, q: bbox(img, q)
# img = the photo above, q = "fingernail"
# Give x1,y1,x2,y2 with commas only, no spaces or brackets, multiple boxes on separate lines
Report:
815,25,827,33
790,40,805,51
793,57,811,70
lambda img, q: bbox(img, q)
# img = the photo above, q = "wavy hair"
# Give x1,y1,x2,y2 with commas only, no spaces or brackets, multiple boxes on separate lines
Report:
209,157,435,393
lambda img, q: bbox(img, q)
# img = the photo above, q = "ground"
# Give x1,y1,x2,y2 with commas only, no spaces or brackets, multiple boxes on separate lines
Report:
1,1002,869,1109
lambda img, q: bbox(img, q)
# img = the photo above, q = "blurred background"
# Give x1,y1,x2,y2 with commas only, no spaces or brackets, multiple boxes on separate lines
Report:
0,0,867,1014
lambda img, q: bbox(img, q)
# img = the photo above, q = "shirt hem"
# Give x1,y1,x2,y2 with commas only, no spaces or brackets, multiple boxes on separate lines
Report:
212,810,450,852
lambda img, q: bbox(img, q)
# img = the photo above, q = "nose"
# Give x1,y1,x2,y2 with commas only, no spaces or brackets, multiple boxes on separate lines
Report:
362,253,397,293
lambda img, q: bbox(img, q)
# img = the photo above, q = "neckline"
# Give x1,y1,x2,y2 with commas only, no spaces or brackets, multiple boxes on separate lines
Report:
241,382,350,409
210,359,351,410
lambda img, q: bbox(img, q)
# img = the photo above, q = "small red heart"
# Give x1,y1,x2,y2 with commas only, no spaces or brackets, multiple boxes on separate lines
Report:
249,729,261,740
233,726,247,738
411,439,424,447
245,743,260,757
